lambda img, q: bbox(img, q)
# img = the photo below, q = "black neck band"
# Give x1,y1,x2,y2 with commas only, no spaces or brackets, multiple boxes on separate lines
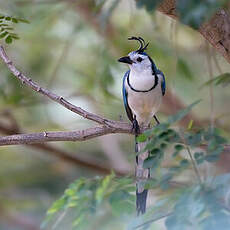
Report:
127,74,158,93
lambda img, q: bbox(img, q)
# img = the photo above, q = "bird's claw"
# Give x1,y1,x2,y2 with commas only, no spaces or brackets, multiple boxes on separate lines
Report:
132,118,140,135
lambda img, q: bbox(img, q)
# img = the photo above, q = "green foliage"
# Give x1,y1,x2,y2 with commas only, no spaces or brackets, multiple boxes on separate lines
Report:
42,173,135,229
135,0,162,12
165,178,230,230
135,0,226,29
176,0,227,29
0,14,29,44
1,1,229,229
44,101,229,229
177,58,194,81
200,73,230,88
167,100,201,124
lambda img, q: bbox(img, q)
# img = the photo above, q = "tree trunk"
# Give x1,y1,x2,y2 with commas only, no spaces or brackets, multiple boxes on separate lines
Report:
158,0,230,64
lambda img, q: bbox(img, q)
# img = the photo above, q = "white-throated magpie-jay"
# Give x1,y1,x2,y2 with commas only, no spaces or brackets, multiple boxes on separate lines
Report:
118,36,166,215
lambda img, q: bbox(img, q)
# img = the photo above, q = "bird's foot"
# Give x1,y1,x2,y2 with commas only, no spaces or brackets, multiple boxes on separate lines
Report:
132,118,140,135
154,115,160,126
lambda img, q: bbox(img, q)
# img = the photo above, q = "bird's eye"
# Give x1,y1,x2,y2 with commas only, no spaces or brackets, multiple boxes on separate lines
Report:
137,57,143,62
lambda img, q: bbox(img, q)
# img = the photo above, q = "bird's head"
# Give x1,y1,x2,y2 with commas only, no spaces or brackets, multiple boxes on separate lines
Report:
118,36,154,73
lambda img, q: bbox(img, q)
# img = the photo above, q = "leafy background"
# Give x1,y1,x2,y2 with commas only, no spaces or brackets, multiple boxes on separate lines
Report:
0,0,230,230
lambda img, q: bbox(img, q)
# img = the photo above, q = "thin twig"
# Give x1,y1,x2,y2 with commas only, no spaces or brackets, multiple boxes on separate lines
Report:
185,145,202,185
134,212,173,229
179,130,203,185
213,53,223,75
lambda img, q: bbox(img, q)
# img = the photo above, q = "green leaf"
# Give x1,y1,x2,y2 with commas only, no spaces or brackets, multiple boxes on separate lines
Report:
5,35,12,44
159,131,170,139
72,213,85,228
95,173,114,204
109,190,135,215
194,152,205,164
3,27,13,30
11,34,20,40
5,16,11,21
143,152,163,169
160,142,167,150
180,159,189,167
200,73,230,88
150,148,161,155
18,18,30,23
47,196,67,215
144,178,158,189
177,58,194,80
135,0,162,12
205,154,219,163
136,133,147,142
143,156,156,168
176,0,225,29
0,24,9,27
160,173,173,190
174,144,184,151
0,31,8,38
187,119,194,130
185,132,202,146
12,18,18,23
168,100,201,124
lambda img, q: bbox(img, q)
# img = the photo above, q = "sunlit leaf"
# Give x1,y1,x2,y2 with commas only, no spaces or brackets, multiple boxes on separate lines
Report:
5,35,12,44
187,119,194,130
0,31,8,38
95,172,115,204
137,133,147,142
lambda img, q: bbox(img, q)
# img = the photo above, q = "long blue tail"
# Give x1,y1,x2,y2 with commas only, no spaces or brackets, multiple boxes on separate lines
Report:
135,136,149,216
136,189,148,215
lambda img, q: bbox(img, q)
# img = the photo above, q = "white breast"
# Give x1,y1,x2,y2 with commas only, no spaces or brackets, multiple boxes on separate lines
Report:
126,72,163,126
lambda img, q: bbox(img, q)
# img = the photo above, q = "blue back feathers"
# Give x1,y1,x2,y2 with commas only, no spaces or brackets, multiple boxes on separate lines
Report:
148,55,166,96
156,69,166,96
122,70,133,122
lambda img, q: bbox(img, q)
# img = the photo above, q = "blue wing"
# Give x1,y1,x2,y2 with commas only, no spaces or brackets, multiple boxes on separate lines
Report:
156,69,166,96
122,70,133,122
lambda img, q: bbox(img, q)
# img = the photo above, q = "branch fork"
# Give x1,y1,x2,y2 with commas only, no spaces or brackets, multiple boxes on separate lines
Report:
0,45,135,146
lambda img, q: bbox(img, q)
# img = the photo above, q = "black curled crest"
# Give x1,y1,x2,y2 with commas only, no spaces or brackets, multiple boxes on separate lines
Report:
128,36,149,54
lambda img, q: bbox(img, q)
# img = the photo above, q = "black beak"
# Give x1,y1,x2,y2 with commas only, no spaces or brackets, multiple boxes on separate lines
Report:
118,56,133,64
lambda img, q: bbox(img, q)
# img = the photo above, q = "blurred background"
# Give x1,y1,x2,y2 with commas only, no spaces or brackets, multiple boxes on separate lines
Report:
0,0,230,229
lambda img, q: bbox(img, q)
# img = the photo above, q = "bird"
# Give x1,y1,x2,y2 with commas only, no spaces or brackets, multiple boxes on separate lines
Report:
118,36,166,215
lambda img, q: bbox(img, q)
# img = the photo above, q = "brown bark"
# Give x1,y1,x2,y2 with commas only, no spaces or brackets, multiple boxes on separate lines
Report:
158,0,230,64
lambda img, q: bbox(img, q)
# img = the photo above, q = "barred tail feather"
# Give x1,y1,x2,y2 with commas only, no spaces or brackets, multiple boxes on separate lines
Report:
135,139,149,215
136,189,148,215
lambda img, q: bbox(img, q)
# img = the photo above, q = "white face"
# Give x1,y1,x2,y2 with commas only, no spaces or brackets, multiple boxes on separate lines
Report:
128,51,152,73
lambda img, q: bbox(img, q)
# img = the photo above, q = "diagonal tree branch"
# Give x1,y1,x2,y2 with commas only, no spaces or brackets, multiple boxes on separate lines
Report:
0,45,134,174
0,46,128,129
